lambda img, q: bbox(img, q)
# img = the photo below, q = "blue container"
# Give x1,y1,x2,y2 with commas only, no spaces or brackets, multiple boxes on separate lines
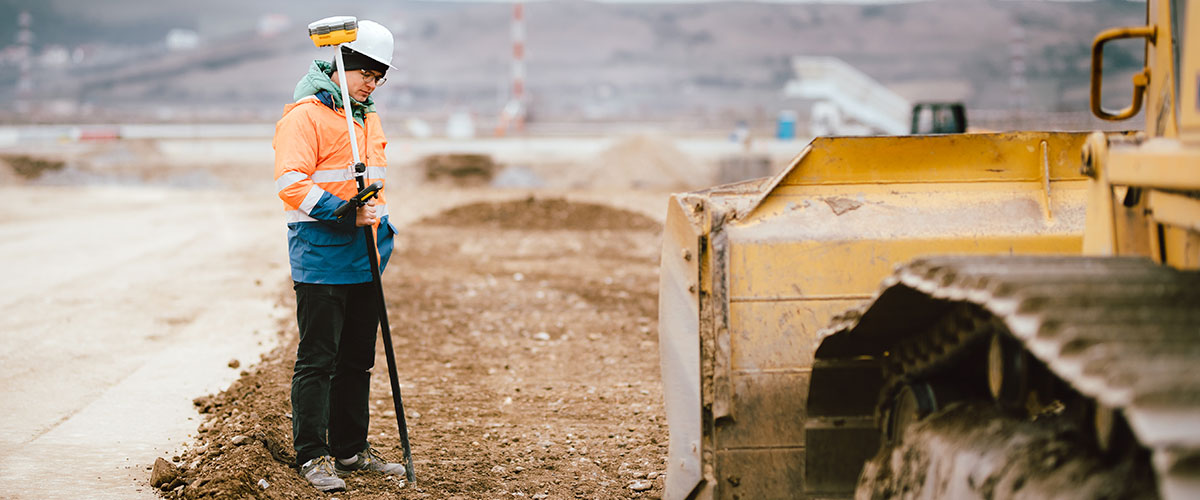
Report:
777,110,797,140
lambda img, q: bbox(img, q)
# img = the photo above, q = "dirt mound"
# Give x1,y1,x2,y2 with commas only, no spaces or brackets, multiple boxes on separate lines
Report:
417,196,661,231
572,135,697,190
421,154,498,187
0,154,65,181
162,339,332,499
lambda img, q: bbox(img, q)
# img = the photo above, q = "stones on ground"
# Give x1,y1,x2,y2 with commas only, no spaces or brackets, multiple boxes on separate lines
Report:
629,480,653,491
150,457,179,488
533,332,551,341
231,435,250,445
227,358,240,369
193,397,215,414
174,202,670,498
257,478,270,489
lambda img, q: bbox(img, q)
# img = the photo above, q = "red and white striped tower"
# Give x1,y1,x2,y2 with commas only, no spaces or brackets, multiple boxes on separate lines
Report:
500,1,526,134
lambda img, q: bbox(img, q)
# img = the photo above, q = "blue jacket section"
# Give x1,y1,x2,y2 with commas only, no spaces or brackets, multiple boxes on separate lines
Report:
308,190,348,223
287,214,397,285
314,90,336,113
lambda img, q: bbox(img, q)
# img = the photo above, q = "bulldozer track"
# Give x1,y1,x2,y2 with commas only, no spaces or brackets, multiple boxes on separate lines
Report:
816,255,1200,499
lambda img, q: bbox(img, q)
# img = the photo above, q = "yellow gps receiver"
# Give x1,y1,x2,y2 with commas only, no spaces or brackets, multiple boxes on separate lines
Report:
308,16,358,47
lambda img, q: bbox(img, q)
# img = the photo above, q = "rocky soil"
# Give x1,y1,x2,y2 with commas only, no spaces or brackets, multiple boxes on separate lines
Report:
154,197,669,499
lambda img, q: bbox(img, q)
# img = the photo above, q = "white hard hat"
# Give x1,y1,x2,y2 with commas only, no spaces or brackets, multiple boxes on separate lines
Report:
346,20,396,70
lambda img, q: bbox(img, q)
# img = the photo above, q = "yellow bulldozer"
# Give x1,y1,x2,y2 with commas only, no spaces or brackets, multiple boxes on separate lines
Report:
657,1,1199,498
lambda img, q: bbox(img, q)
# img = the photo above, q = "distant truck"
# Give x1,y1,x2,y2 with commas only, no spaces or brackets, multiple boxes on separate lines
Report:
909,102,966,134
785,56,968,137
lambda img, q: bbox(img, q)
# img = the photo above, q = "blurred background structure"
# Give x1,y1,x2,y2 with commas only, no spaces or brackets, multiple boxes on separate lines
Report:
0,0,1147,190
0,0,1143,128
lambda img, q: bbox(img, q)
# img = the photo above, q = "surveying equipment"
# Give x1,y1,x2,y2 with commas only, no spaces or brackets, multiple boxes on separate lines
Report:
333,181,384,219
308,16,365,173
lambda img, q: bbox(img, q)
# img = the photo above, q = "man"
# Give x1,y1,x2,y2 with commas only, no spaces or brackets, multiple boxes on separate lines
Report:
272,19,405,493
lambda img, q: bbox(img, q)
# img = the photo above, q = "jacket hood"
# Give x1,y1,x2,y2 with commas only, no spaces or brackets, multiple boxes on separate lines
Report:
292,60,375,125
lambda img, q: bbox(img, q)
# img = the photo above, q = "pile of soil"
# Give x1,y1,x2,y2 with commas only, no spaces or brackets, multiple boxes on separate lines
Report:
420,197,661,231
157,198,668,499
421,154,498,187
573,136,697,191
0,154,65,181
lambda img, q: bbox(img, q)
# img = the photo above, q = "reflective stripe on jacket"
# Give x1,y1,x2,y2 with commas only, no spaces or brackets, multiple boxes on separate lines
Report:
273,94,395,284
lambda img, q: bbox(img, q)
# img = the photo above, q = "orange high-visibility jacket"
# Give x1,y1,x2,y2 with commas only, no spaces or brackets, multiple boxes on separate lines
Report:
273,93,396,284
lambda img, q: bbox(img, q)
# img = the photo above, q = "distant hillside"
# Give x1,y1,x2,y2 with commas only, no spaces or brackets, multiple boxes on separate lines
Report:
0,0,1145,126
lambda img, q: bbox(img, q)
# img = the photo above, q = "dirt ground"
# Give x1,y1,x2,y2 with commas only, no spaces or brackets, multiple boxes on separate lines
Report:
156,197,669,499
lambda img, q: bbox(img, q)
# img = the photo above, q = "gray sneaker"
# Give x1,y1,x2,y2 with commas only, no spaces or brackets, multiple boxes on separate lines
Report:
300,456,346,492
335,446,406,476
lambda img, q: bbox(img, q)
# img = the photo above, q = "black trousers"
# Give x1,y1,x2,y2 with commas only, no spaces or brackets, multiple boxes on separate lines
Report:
291,281,379,467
